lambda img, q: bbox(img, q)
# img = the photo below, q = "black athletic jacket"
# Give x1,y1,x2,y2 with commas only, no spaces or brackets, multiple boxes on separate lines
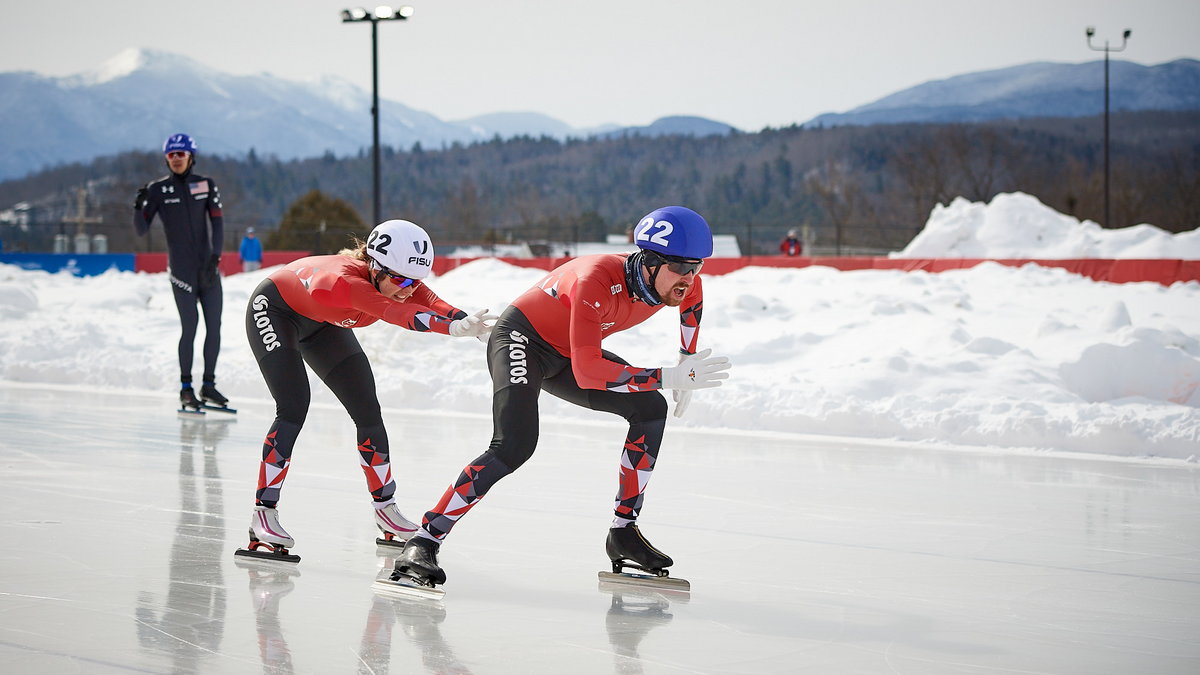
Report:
134,169,225,292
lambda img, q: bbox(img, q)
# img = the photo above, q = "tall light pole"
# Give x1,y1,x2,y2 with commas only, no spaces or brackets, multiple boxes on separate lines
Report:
1085,26,1130,228
342,6,414,227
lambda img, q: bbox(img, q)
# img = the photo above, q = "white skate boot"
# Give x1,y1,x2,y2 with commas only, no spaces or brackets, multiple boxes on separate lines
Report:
234,505,300,563
374,499,418,548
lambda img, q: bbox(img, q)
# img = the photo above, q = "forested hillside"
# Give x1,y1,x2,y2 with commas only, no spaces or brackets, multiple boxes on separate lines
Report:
2,110,1197,256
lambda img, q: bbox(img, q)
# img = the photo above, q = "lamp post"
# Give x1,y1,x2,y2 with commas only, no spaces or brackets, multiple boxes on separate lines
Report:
341,6,414,227
1085,26,1130,228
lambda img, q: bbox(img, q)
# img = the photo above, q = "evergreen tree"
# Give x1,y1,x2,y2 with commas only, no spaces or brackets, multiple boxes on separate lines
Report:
269,189,367,254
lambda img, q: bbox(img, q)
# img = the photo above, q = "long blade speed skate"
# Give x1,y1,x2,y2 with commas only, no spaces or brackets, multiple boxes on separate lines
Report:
199,384,237,414
234,506,300,564
375,537,445,599
600,525,690,593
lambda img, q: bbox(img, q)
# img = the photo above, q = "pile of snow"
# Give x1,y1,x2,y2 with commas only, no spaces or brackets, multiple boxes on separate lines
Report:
2,192,1197,461
894,192,1200,259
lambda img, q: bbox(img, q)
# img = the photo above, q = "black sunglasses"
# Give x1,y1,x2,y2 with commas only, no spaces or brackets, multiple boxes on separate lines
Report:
644,250,704,276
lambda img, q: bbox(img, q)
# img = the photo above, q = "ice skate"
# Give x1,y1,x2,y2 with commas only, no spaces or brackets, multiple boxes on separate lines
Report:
234,505,300,563
374,537,446,599
599,525,690,592
178,387,204,416
199,383,237,414
374,500,419,548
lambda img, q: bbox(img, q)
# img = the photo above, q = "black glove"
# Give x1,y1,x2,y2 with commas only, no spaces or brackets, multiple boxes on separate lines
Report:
201,254,221,288
134,187,148,210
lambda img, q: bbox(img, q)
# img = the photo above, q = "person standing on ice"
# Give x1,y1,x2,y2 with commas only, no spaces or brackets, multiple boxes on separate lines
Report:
390,206,732,588
236,219,497,562
134,133,230,411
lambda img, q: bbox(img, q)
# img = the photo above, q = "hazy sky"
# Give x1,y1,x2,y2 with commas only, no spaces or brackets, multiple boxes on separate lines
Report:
2,1,1197,131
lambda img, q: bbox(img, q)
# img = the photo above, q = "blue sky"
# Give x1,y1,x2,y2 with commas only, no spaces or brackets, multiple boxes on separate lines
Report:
2,0,1197,131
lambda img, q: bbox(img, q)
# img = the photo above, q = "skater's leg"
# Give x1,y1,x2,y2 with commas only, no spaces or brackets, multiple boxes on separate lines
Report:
170,281,199,385
198,278,223,385
302,329,396,503
543,349,668,528
246,282,310,507
416,317,557,541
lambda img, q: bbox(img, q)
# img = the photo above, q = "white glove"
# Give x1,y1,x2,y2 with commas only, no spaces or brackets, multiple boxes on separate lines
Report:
671,352,693,417
660,348,731,392
672,389,693,418
449,309,499,338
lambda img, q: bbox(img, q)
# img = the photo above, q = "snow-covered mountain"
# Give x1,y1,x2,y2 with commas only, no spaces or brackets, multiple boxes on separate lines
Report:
0,48,734,180
806,59,1200,127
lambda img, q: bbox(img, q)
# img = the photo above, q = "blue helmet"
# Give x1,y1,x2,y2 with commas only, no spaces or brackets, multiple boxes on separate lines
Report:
163,133,197,155
632,206,713,259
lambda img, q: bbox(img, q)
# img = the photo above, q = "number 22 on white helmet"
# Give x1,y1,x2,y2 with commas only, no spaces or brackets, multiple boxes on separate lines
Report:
365,219,435,279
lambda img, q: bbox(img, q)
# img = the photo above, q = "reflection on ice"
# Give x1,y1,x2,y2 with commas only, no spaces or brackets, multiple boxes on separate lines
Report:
601,584,687,675
134,418,230,671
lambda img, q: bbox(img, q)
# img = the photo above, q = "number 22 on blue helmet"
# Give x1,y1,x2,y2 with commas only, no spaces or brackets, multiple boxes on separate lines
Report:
634,206,714,260
366,219,435,279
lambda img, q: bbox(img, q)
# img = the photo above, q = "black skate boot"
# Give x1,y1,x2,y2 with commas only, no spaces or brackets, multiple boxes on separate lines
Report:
606,524,673,575
179,387,203,414
392,537,446,586
599,525,690,592
199,383,236,414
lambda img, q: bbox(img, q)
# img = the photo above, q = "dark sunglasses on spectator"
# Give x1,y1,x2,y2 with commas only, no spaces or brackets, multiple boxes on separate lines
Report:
644,250,704,275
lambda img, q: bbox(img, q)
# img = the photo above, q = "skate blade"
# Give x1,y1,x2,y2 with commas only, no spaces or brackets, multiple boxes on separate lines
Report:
178,407,205,417
375,535,413,550
373,576,445,600
201,403,237,414
234,556,303,576
598,571,690,593
234,547,301,564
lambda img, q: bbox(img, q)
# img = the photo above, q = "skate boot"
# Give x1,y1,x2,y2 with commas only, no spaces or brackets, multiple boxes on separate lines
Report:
179,387,203,414
606,525,673,575
234,505,301,563
374,500,419,548
392,537,446,587
601,525,690,591
199,383,236,413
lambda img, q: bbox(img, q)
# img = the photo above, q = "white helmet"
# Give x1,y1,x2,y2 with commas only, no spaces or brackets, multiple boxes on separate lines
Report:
365,219,434,279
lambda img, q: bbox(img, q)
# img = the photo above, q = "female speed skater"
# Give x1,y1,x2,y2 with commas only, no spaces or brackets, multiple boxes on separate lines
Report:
235,219,497,563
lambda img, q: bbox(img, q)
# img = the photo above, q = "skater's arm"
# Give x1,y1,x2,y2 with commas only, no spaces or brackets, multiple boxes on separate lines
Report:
566,278,664,392
133,182,156,236
677,276,704,355
206,180,224,258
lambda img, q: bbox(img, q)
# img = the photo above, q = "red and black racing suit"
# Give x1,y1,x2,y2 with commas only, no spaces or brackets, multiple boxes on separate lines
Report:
419,253,704,540
245,255,467,507
134,169,224,386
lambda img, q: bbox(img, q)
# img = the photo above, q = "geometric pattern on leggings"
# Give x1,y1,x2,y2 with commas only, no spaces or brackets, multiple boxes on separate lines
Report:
421,453,511,540
256,428,291,506
614,429,659,522
358,435,395,502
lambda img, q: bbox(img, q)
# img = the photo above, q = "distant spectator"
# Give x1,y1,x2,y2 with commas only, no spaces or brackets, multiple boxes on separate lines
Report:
240,227,263,272
780,229,802,256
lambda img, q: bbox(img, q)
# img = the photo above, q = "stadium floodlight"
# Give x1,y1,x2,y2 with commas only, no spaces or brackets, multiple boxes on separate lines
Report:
1085,26,1131,228
341,6,415,226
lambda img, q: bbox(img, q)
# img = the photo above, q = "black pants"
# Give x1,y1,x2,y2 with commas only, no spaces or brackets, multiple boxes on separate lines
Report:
245,279,392,506
419,306,668,540
171,275,222,384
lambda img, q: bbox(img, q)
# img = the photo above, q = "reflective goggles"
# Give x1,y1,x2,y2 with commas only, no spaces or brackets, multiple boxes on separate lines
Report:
371,261,417,288
643,250,704,276
166,151,190,159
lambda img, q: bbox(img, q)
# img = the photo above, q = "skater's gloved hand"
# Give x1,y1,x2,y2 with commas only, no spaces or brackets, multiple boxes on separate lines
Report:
660,348,731,391
201,254,221,288
449,308,499,339
134,187,148,210
671,352,694,417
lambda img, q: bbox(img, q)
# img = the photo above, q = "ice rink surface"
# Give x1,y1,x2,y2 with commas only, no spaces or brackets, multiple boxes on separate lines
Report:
1,383,1197,674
